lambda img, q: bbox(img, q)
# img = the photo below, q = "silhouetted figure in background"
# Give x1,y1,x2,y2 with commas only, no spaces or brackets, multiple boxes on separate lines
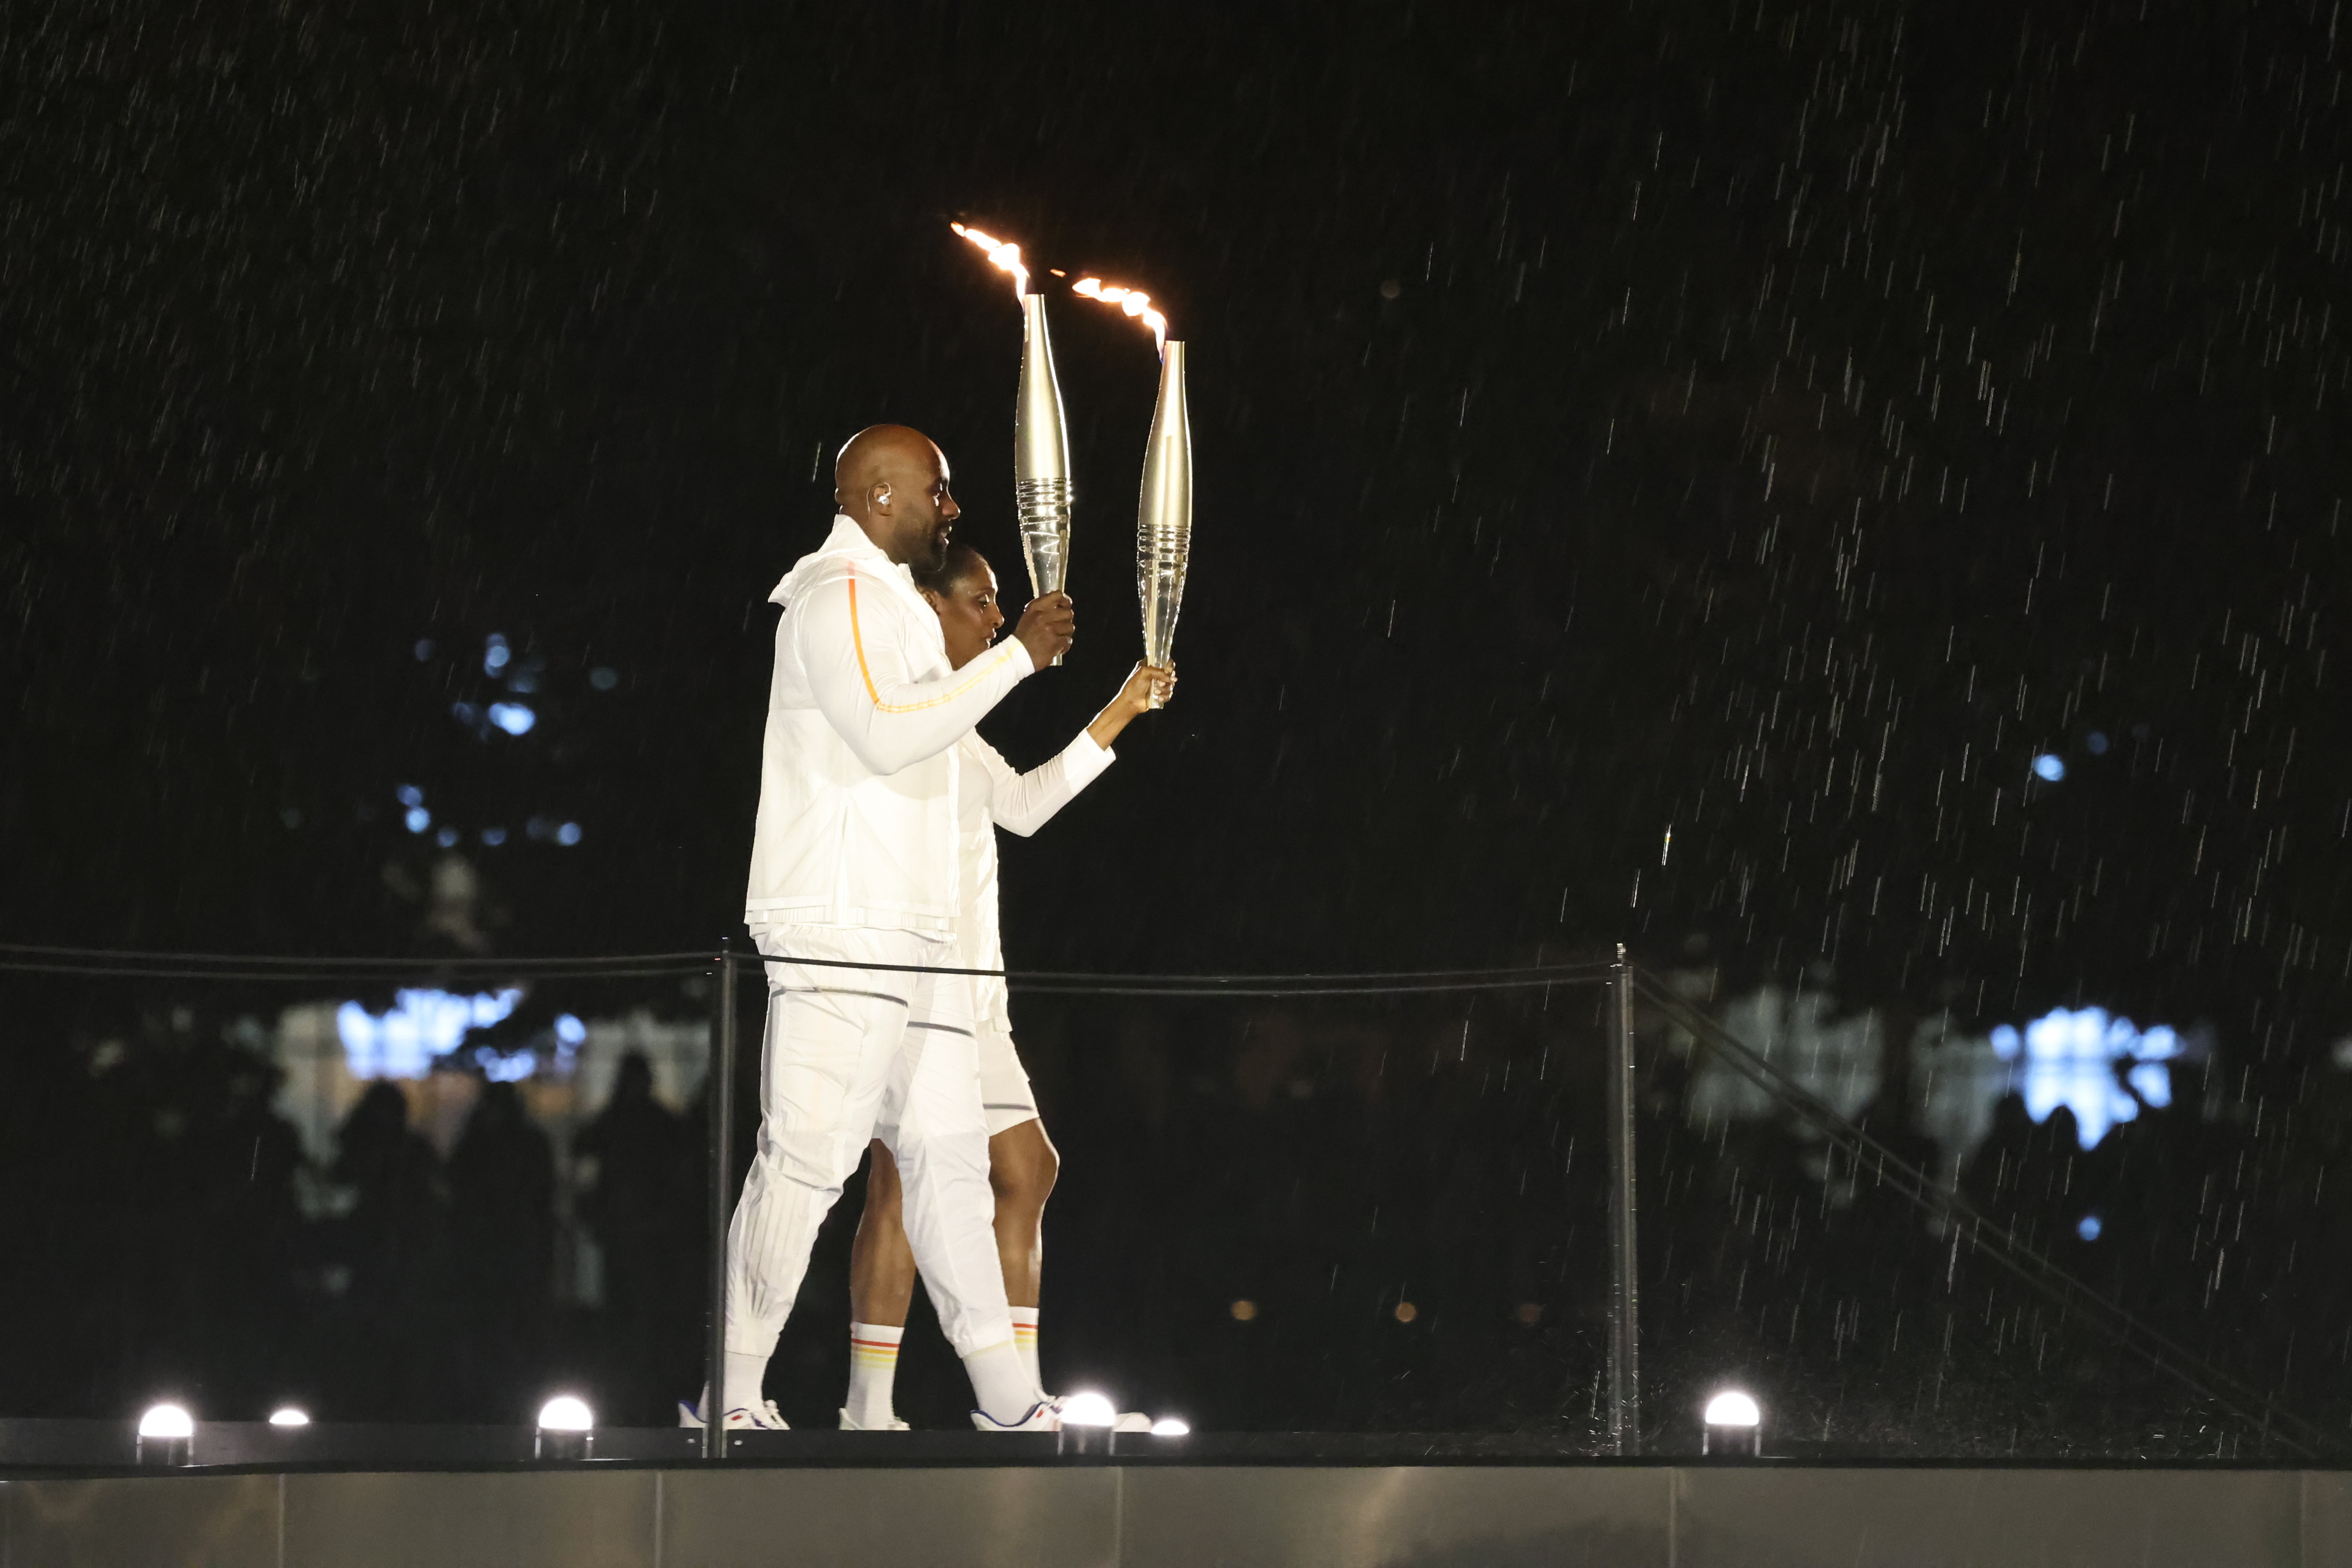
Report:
329,1081,449,1417
577,1052,692,1421
1961,1094,2085,1252
447,1079,555,1418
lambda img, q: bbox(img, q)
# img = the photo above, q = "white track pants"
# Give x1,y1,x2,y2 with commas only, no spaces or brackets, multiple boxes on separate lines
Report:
724,925,1012,1360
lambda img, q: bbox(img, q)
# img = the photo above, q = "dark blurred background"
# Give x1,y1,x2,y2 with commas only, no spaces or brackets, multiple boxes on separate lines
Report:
3,0,2347,1450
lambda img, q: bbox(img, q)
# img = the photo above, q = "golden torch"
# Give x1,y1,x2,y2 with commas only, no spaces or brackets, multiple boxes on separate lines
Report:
1073,277,1186,707
954,223,1073,663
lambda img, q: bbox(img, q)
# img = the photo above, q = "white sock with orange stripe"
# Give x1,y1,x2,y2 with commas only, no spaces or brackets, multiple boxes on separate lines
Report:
845,1322,904,1428
1009,1307,1041,1392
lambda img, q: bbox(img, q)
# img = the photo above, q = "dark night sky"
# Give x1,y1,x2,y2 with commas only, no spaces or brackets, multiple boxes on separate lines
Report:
5,0,2347,1054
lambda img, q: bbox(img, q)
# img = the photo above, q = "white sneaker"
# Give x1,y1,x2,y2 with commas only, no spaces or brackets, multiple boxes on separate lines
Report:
839,1407,911,1432
677,1397,788,1431
970,1399,1060,1432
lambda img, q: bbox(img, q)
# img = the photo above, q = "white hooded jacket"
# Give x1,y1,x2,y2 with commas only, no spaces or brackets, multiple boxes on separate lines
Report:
744,515,1034,935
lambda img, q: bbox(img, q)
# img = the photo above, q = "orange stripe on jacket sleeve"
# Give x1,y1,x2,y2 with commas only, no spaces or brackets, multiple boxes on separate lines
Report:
847,568,1018,713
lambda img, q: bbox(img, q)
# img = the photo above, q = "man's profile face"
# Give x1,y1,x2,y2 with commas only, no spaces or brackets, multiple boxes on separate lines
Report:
900,447,961,573
924,561,1004,670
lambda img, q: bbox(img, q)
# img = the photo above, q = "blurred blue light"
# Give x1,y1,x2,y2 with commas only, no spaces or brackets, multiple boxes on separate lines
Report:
506,669,539,694
488,702,536,736
481,827,507,846
404,807,431,834
2085,731,2110,756
1992,1007,2184,1147
556,822,583,846
336,988,523,1079
555,1014,586,1046
588,667,619,691
452,702,481,726
396,785,423,808
436,826,460,848
478,1047,537,1082
2032,754,2066,782
2076,1214,2103,1241
485,634,511,675
414,639,435,661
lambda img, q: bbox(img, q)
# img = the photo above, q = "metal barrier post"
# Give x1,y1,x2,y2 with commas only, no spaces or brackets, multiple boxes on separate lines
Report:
1606,944,1642,1455
703,939,739,1460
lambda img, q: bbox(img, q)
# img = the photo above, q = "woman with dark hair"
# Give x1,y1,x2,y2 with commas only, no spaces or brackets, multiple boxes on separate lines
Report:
841,541,1171,1430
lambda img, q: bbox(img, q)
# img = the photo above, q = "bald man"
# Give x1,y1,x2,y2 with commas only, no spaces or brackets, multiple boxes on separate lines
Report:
697,425,1076,1432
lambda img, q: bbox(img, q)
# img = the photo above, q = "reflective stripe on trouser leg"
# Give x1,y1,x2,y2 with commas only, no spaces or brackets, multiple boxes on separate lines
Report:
724,929,914,1356
880,966,1015,1359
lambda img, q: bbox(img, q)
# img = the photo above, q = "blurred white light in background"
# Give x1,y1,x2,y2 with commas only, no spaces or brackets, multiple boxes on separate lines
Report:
138,1404,195,1439
537,1396,594,1432
414,639,435,661
2032,753,2066,782
435,826,460,848
2076,1215,2104,1242
1149,1417,1190,1436
556,822,583,846
337,988,523,1079
589,667,619,691
555,1015,586,1046
396,785,424,807
268,1407,310,1427
405,807,431,834
481,826,507,846
488,702,536,736
2086,731,2110,755
1991,1008,2181,1148
1059,1392,1117,1428
485,634,512,674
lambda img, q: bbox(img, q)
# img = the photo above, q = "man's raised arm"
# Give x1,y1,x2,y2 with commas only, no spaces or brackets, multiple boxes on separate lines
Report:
797,572,1074,776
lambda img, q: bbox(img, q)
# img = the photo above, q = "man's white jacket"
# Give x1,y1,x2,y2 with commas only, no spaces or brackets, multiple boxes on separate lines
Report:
745,516,1034,935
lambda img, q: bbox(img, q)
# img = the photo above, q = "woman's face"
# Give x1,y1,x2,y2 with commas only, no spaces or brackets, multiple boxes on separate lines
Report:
927,561,1005,669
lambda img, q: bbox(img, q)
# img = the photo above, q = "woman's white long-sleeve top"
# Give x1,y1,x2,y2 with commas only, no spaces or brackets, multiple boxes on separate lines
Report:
744,516,1034,935
957,730,1114,1032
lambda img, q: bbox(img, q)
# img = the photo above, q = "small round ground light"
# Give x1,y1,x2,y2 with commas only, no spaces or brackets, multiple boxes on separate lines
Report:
1056,1390,1117,1455
536,1395,594,1460
137,1403,195,1467
1702,1390,1762,1457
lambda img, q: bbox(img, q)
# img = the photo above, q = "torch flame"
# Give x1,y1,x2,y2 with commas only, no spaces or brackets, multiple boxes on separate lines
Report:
951,222,1029,303
1072,276,1169,356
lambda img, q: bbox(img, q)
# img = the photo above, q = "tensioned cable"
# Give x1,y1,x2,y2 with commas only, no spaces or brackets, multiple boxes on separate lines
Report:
1640,972,2327,1457
0,942,723,972
1635,971,2333,1459
0,942,1619,996
0,961,718,983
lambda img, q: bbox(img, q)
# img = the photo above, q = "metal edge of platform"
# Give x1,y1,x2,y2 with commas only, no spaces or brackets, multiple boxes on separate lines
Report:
1,1418,2344,1477
6,1457,2352,1567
